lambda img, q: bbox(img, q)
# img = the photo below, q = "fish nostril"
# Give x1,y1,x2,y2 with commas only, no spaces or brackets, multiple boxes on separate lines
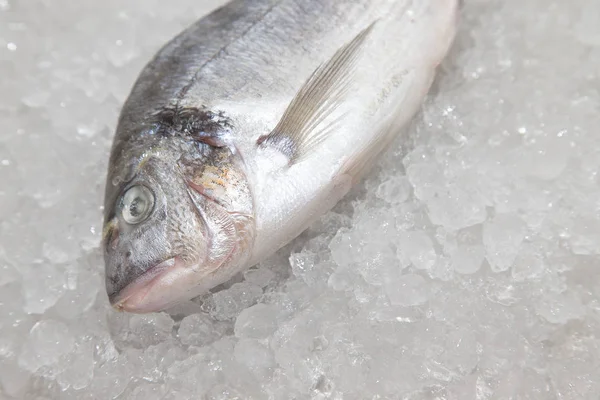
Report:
125,251,131,258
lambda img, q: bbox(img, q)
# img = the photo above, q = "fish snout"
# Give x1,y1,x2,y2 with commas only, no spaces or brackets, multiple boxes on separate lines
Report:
106,257,186,313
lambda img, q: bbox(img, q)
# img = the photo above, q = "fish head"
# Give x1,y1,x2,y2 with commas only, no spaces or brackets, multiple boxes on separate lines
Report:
102,139,254,313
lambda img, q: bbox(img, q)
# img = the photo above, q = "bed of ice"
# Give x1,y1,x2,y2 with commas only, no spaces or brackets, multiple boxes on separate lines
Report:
1,0,599,398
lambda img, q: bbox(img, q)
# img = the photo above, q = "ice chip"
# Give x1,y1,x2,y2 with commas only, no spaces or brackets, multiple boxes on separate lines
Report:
89,353,134,399
128,313,174,348
451,244,485,274
130,383,165,399
549,334,600,399
290,249,318,285
243,266,276,288
376,175,412,204
0,259,19,286
204,384,246,400
519,134,572,181
536,293,585,324
0,358,31,398
56,340,95,390
234,303,278,339
42,242,70,264
234,339,276,379
18,320,75,372
568,218,600,255
54,269,100,319
327,267,357,291
329,228,359,268
20,263,67,314
483,213,526,272
385,273,430,306
511,245,545,281
212,282,263,320
178,313,228,347
402,231,437,270
426,185,488,230
495,368,552,399
428,255,454,282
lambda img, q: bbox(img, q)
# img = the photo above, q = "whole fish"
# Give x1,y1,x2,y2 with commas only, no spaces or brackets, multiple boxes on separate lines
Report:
102,0,457,313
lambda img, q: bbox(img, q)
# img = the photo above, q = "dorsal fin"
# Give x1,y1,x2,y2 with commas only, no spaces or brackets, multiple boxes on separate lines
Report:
257,23,375,164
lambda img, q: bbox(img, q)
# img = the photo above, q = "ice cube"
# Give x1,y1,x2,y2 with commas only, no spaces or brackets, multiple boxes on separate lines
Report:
56,339,95,390
376,175,412,204
18,320,75,372
212,282,263,321
511,245,545,281
451,244,485,274
178,313,229,347
0,357,31,398
536,293,585,324
243,267,276,288
385,273,430,307
89,353,134,399
128,313,175,348
549,334,600,399
20,262,67,314
53,269,100,319
130,383,165,399
0,257,19,286
483,213,526,272
402,231,437,271
234,339,275,379
234,303,279,339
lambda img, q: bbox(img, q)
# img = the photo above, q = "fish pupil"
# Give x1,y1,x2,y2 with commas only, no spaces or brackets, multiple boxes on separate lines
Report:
121,185,154,224
130,197,145,217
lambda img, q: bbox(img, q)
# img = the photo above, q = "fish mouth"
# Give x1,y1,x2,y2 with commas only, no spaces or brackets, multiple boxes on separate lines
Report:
110,257,185,313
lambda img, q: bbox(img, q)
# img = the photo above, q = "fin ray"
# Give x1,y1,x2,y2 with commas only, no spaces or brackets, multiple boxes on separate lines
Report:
257,23,375,164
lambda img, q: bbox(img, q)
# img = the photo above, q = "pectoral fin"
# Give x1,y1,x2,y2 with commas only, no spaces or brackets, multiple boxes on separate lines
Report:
257,23,375,164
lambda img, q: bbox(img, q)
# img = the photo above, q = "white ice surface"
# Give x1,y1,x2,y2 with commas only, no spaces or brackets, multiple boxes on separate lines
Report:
1,0,600,399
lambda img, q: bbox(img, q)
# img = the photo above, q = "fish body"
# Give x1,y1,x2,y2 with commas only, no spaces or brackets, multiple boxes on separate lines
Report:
103,0,457,313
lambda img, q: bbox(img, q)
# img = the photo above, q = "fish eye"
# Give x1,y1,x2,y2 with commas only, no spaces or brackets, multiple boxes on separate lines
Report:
121,185,154,225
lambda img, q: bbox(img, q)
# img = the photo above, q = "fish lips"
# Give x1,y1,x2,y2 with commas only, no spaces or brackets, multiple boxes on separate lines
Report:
109,256,186,313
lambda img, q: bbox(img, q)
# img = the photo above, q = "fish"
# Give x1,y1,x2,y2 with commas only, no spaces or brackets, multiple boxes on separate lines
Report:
102,0,458,313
